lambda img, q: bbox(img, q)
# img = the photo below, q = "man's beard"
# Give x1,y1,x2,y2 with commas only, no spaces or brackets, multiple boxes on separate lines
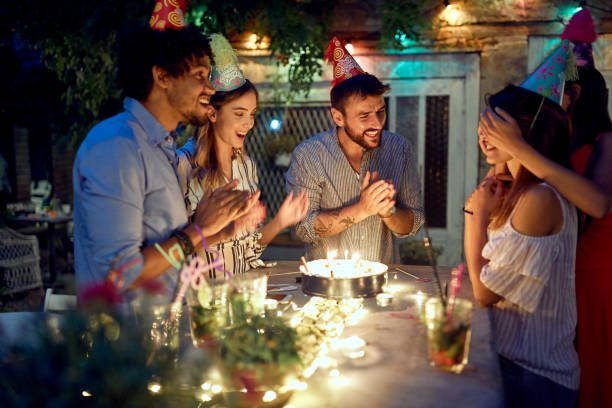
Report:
344,122,381,150
183,110,209,127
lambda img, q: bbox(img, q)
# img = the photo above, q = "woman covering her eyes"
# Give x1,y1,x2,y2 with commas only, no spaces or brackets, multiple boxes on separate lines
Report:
465,41,580,407
177,34,308,278
480,11,612,407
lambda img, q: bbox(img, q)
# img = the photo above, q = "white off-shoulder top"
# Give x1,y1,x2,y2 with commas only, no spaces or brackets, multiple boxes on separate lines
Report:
480,183,580,390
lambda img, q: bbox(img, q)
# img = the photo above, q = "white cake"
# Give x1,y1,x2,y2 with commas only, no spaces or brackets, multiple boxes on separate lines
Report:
299,259,387,279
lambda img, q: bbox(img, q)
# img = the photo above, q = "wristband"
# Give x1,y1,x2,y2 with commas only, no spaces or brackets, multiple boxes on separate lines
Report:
172,230,195,256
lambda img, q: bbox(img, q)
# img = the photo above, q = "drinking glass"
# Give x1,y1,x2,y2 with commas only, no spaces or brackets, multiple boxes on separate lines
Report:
424,297,473,373
228,271,268,323
186,279,229,350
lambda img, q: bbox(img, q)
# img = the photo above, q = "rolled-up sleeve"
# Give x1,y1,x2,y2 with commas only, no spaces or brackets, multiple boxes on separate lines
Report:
285,145,321,244
396,141,424,236
75,137,146,289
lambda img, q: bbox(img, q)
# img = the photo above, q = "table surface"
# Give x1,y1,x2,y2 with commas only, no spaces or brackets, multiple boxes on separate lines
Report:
0,262,503,407
262,261,503,408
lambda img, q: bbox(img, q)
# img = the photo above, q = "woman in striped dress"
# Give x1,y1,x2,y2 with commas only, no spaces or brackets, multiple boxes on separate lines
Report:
465,85,579,407
177,76,308,277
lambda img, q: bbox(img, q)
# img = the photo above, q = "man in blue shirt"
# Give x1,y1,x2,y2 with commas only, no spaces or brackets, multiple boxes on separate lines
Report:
73,26,259,303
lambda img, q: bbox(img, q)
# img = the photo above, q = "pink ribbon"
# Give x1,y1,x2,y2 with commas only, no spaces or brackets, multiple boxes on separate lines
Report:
171,225,231,307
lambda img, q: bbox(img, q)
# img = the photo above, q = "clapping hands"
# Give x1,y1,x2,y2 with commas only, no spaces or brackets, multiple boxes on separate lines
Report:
193,180,261,237
275,190,309,229
359,170,396,218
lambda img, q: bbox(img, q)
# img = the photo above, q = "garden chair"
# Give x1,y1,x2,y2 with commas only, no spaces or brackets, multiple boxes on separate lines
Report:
0,227,43,294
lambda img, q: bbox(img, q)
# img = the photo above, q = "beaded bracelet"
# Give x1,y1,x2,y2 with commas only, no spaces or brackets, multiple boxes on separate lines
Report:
172,230,195,256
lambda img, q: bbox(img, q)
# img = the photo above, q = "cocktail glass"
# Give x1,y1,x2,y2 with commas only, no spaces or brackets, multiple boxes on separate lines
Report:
424,297,473,373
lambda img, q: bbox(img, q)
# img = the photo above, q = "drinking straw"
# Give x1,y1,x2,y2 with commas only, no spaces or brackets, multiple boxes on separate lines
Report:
423,232,446,309
446,263,465,322
419,165,446,309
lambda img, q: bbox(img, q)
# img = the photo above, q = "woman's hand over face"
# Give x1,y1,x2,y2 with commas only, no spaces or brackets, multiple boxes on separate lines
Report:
480,107,526,157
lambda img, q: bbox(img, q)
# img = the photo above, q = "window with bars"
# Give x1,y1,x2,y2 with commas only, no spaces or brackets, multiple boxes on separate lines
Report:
424,95,449,228
395,94,449,229
245,105,334,216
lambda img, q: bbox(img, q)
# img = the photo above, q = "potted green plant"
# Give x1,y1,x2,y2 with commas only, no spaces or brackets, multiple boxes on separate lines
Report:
218,298,302,408
263,134,300,168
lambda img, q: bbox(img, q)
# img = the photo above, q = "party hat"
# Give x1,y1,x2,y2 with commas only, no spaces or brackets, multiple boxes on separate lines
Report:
520,39,578,105
149,0,187,31
324,37,366,88
209,34,246,92
561,8,597,68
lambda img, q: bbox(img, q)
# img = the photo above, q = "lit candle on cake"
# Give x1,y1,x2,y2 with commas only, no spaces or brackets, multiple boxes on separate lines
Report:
351,253,361,272
327,250,337,278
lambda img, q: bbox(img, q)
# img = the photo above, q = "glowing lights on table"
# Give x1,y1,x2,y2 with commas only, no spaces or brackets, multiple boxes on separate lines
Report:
294,296,366,378
330,375,350,387
332,335,367,359
376,292,393,307
263,390,277,402
148,382,161,393
415,290,426,312
82,390,92,397
264,298,278,310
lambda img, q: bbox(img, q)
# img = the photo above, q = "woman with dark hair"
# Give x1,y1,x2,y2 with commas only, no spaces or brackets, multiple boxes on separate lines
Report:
465,84,579,407
177,35,308,277
481,10,612,406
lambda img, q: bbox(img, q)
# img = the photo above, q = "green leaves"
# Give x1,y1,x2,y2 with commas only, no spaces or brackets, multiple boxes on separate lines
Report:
378,0,431,50
219,298,301,372
9,1,338,148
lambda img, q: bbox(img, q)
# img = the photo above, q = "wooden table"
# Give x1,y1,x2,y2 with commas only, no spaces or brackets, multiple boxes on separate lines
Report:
263,261,503,408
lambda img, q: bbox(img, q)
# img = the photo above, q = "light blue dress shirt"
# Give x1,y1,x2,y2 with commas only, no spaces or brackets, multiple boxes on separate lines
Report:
73,97,188,302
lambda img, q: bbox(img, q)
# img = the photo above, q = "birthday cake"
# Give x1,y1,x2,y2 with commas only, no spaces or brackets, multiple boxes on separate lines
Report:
299,258,388,299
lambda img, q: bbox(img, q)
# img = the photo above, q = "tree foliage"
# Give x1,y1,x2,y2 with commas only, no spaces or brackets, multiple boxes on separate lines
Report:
378,0,431,50
8,0,336,148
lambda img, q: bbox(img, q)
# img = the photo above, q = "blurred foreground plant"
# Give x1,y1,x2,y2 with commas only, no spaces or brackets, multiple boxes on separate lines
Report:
0,281,210,408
